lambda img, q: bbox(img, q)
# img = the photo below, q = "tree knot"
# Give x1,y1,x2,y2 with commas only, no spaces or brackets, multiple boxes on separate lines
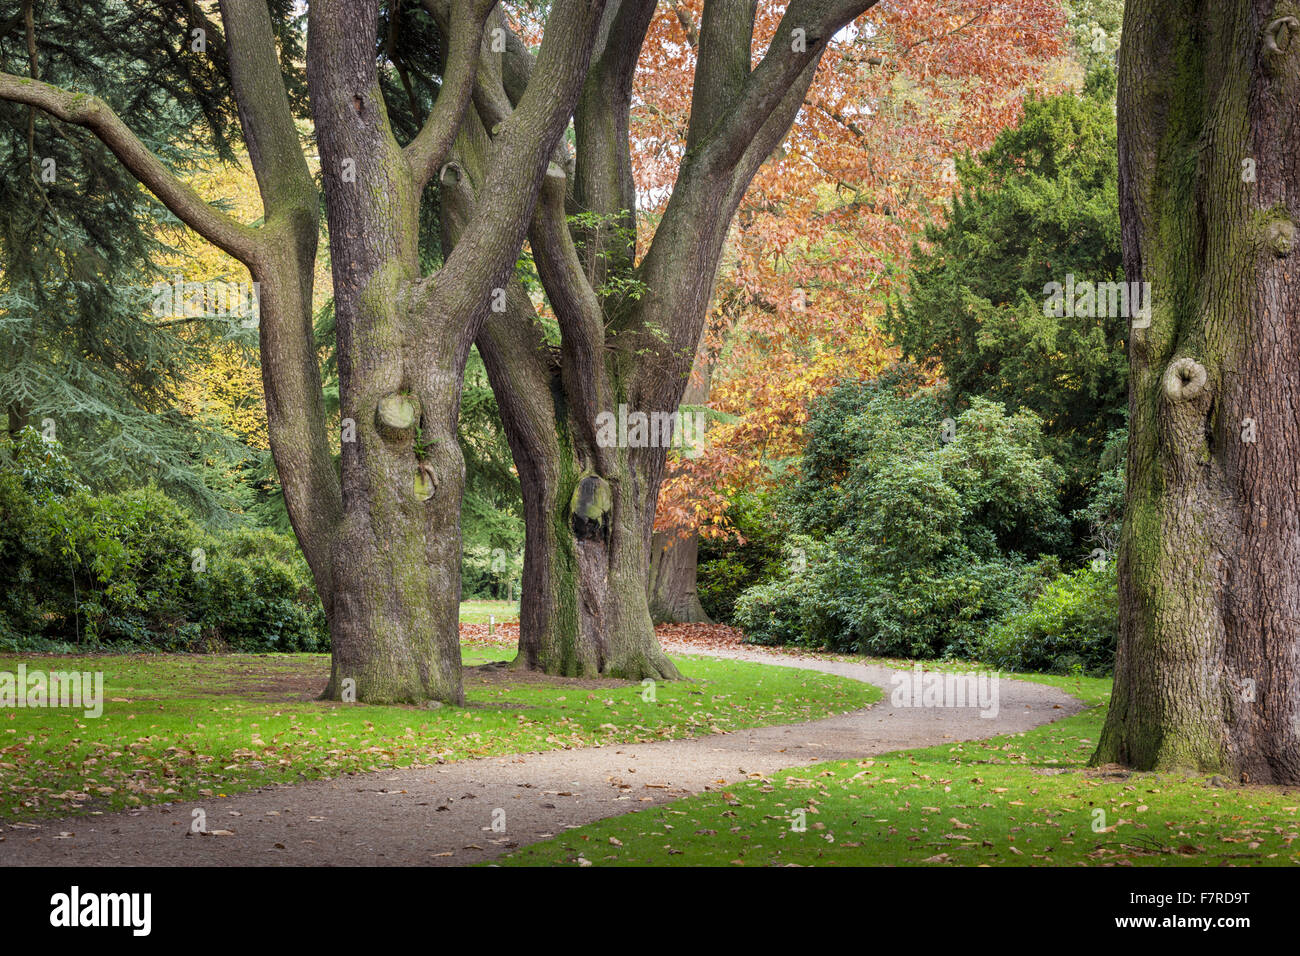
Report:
1267,217,1296,256
570,473,612,543
1162,357,1209,403
438,162,463,186
1264,15,1300,56
414,460,437,501
376,392,419,441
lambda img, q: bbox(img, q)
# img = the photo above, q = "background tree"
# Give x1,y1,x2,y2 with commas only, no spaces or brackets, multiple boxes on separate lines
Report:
651,0,1071,623
1093,0,1300,783
887,86,1126,510
452,0,893,678
0,0,284,516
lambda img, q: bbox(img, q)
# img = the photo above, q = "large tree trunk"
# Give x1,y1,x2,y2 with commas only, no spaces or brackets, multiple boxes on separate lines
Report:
530,439,681,679
443,0,874,680
308,0,465,704
476,299,681,679
1093,0,1300,783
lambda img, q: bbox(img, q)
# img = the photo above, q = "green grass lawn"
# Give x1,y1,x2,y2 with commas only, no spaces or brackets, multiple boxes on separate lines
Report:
0,646,878,821
459,600,520,625
496,670,1300,867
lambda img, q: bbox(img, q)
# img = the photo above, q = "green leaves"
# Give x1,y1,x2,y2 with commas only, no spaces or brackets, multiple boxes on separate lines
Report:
0,459,325,652
885,90,1127,503
733,377,1069,657
979,562,1118,676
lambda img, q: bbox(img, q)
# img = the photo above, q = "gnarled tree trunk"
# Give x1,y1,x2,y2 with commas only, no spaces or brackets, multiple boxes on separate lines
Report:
475,296,682,679
308,0,467,704
1093,0,1300,783
1,0,610,705
453,0,876,679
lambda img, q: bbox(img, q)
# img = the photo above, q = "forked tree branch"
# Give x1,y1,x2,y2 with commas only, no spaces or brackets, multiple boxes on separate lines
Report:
697,0,877,176
405,0,498,189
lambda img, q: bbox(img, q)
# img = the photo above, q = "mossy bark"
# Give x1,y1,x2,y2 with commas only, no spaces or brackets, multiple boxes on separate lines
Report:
475,307,681,680
1094,0,1300,783
309,2,464,705
0,0,611,706
440,0,862,683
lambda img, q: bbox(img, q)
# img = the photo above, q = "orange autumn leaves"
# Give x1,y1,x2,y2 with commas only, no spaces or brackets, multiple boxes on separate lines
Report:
636,0,1071,539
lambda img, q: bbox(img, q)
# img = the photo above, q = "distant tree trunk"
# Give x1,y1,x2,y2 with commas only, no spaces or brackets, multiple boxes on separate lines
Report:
1093,0,1300,783
648,532,710,623
6,403,28,438
647,353,713,624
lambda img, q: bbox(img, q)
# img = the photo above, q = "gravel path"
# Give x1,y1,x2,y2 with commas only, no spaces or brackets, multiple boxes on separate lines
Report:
0,646,1083,866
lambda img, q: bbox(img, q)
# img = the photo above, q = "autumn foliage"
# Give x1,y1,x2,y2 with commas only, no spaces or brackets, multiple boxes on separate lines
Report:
640,0,1071,539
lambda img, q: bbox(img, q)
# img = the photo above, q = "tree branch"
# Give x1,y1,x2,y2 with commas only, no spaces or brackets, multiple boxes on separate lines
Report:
0,72,262,264
573,0,658,284
217,0,315,225
418,0,608,349
695,0,877,177
404,0,497,190
529,163,614,470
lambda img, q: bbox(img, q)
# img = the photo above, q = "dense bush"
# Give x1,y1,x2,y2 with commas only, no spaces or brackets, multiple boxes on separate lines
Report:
195,528,328,652
732,536,835,647
43,484,208,646
697,487,787,623
0,470,53,643
977,562,1117,675
0,429,326,652
1072,428,1126,557
733,376,1068,658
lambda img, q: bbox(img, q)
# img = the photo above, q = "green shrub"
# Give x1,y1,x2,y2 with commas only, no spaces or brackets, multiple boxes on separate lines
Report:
0,470,53,641
1072,428,1126,556
0,445,327,652
732,537,837,647
196,528,328,652
0,426,87,503
733,376,1068,658
828,552,1048,660
41,484,206,645
734,540,1057,659
698,488,787,623
977,562,1117,675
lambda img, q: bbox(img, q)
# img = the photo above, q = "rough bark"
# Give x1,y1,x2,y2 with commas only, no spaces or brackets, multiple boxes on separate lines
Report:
309,0,606,704
649,531,710,623
1093,0,1300,783
308,0,463,704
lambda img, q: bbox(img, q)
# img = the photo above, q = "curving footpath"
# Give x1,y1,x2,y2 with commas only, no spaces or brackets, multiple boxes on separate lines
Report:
0,645,1083,866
